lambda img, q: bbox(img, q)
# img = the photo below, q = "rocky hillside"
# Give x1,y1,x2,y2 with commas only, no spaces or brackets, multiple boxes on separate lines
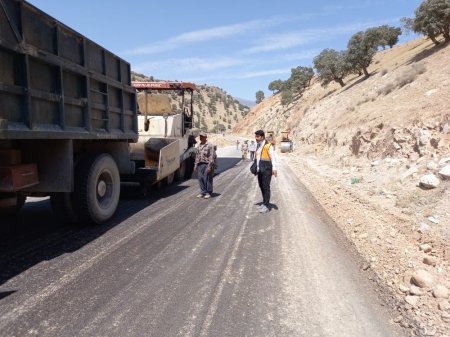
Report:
234,37,450,335
131,72,249,133
235,37,449,161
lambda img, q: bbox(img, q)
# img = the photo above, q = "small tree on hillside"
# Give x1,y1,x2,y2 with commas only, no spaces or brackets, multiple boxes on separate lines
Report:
346,31,377,77
403,0,450,45
268,79,285,94
255,90,265,104
287,66,314,95
365,25,402,49
381,25,402,48
313,48,349,87
281,90,293,106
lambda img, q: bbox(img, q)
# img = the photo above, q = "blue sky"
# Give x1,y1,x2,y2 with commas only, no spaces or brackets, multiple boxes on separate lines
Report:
28,0,422,102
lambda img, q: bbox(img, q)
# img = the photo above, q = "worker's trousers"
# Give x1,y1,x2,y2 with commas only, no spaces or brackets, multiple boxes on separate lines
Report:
197,163,213,194
257,169,272,206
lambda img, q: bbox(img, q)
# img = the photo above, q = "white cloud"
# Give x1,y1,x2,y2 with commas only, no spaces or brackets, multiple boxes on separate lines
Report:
234,68,291,79
243,18,400,54
133,57,248,74
124,17,289,56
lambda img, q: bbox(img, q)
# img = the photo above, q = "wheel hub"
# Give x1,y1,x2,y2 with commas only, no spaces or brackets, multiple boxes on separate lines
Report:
97,180,107,197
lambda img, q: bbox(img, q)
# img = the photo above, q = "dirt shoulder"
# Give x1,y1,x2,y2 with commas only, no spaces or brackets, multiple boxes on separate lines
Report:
282,151,450,336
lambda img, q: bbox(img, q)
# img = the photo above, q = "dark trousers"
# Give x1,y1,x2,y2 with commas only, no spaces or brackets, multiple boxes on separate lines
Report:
198,163,213,194
250,151,255,160
257,170,272,206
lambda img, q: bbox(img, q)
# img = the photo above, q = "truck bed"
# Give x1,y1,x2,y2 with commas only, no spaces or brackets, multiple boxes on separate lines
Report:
0,0,138,141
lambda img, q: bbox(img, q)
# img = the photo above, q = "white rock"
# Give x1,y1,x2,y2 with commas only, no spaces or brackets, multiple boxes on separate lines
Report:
419,174,440,189
426,161,438,170
438,300,450,310
410,285,424,296
439,157,450,166
420,244,432,253
439,165,450,179
433,285,449,299
427,216,439,224
371,160,380,167
411,269,434,288
399,284,410,293
423,255,437,266
418,222,430,233
405,295,418,306
443,123,449,134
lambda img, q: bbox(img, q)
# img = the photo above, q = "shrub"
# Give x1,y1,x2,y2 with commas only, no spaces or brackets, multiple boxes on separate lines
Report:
377,82,395,95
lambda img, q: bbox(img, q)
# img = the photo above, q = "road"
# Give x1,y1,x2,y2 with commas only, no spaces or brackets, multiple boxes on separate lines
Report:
0,147,405,337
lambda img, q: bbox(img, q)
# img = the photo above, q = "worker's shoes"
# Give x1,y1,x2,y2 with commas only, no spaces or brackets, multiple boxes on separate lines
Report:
196,194,204,198
259,205,270,213
203,193,211,199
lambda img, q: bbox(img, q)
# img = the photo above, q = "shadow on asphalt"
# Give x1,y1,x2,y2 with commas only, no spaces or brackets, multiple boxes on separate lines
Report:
0,156,242,294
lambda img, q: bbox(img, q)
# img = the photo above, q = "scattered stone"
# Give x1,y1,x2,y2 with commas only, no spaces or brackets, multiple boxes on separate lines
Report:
393,315,403,323
399,284,410,293
410,285,424,296
401,166,418,182
438,157,450,166
427,161,438,170
433,285,449,299
438,300,450,310
358,232,368,239
411,269,434,288
371,160,380,167
427,216,439,224
405,295,418,306
439,165,450,179
418,222,430,233
423,255,437,266
420,244,432,253
419,174,440,189
443,123,450,134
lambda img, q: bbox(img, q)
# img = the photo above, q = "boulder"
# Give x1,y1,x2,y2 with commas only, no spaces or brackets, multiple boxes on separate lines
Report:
419,174,440,189
411,269,434,288
438,165,450,179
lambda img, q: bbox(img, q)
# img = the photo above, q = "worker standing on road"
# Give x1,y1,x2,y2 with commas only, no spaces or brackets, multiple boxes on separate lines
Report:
194,131,215,199
248,140,257,161
241,140,249,160
254,130,277,213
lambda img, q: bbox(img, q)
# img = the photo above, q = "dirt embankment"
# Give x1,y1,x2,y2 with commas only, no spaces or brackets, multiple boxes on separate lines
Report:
232,37,450,336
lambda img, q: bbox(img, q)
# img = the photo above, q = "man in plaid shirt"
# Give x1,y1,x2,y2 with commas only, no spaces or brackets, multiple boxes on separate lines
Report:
194,131,216,199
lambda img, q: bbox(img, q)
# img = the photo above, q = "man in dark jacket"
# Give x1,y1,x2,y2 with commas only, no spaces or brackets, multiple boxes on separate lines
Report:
253,130,277,213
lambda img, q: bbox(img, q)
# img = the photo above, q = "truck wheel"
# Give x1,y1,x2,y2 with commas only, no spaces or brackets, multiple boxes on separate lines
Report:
74,153,120,224
50,193,78,224
0,194,26,217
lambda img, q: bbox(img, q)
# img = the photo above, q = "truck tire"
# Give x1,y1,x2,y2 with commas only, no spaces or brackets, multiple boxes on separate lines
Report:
74,153,120,225
50,193,78,224
0,194,26,217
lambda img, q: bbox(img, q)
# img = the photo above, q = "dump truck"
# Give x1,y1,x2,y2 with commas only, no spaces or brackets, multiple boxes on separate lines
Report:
280,130,293,153
0,0,199,224
0,0,195,224
122,81,197,195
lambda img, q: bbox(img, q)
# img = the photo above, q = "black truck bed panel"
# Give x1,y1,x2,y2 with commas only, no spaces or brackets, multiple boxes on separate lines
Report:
0,0,138,141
